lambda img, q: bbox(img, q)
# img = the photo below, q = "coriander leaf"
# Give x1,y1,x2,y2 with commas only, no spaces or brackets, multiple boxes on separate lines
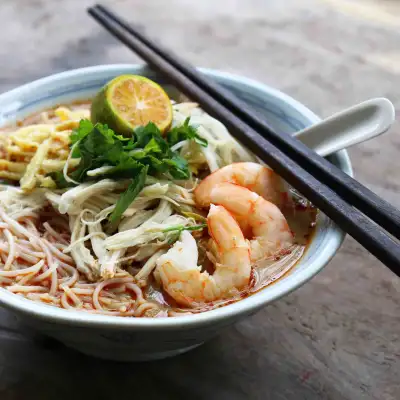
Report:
81,125,114,155
72,120,129,156
69,146,97,182
71,119,94,144
69,125,115,181
129,149,147,159
129,123,191,177
101,156,143,179
134,123,170,153
163,154,190,179
144,155,167,174
134,122,161,146
166,128,180,147
109,165,148,228
128,151,167,174
68,121,129,181
194,135,208,147
122,138,136,151
113,133,132,142
144,137,163,154
167,118,208,147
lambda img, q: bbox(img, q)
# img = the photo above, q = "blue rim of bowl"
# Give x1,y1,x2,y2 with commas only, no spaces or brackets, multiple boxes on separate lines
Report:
0,64,351,330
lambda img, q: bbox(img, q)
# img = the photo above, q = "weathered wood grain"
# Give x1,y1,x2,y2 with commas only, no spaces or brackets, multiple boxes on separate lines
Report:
0,1,399,399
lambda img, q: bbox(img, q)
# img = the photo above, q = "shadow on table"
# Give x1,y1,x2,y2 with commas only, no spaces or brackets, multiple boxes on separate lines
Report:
0,305,346,400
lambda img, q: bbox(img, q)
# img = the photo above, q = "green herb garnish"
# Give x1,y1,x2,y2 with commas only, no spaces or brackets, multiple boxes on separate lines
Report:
167,117,208,147
54,118,206,227
108,165,148,230
163,223,207,233
164,223,207,245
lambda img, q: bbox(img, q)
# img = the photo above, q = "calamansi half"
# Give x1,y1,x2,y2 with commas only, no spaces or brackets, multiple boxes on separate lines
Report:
91,75,173,136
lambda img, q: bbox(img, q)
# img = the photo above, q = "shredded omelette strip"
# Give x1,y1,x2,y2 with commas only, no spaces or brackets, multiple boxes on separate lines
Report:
0,106,89,190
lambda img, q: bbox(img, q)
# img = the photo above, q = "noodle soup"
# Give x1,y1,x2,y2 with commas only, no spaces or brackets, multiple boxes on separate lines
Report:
0,79,316,318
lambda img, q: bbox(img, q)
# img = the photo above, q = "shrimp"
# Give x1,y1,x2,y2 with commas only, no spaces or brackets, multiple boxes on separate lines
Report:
195,162,289,208
203,183,294,262
156,205,251,307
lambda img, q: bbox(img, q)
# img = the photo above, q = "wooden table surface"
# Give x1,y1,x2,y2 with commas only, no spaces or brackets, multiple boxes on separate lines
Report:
0,1,399,399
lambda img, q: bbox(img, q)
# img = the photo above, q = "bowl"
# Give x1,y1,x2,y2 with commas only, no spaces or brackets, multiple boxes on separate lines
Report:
0,64,351,361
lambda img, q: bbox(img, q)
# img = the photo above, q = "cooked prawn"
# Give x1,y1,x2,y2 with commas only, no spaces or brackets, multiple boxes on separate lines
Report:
203,183,294,261
156,204,251,307
195,162,288,207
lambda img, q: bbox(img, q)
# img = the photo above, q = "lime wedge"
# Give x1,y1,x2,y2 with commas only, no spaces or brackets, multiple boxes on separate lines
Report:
91,75,173,136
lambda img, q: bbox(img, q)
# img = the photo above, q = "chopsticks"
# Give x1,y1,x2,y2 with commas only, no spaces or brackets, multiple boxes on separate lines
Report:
92,4,400,242
87,5,400,277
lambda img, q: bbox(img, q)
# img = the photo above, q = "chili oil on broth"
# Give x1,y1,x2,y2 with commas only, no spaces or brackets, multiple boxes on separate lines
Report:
0,100,317,317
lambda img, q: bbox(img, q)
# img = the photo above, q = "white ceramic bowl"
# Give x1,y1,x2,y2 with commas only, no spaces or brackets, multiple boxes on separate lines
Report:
0,65,351,361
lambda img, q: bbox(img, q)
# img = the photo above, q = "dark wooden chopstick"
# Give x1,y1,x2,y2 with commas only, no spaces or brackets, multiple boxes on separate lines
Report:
93,4,400,242
87,5,400,276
